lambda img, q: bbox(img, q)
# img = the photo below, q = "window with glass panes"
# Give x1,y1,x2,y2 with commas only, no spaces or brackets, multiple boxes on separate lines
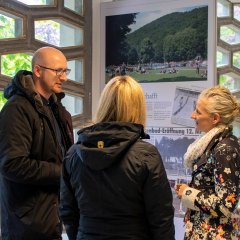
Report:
0,0,92,133
217,0,240,136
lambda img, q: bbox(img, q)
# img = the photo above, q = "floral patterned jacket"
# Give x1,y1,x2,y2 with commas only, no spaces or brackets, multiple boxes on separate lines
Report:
182,127,240,240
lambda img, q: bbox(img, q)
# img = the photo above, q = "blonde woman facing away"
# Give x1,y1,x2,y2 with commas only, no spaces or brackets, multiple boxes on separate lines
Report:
60,75,175,240
176,86,240,239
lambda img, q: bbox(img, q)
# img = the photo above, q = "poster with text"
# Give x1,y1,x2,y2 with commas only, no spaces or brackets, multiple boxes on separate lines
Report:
101,0,216,237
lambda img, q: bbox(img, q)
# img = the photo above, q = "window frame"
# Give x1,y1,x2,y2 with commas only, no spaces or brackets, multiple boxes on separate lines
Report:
0,0,92,128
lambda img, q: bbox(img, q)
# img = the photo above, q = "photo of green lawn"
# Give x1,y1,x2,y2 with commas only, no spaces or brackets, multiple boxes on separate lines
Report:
105,5,208,83
131,68,206,83
106,66,207,83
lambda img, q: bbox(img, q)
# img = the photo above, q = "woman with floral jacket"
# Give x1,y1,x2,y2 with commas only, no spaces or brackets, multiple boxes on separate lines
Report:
176,86,240,239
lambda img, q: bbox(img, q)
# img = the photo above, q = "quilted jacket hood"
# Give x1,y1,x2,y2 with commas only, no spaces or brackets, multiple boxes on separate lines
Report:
4,70,57,107
76,122,149,171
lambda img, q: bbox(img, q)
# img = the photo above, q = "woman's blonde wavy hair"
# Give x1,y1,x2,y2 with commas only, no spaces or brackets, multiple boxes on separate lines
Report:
95,75,146,126
199,85,240,125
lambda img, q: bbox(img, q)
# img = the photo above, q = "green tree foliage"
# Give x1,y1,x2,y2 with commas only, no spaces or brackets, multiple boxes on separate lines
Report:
163,27,199,62
1,53,32,77
233,52,240,69
0,91,7,111
106,13,137,66
139,38,155,63
0,13,58,77
128,47,139,64
127,6,208,63
0,14,15,39
0,14,32,77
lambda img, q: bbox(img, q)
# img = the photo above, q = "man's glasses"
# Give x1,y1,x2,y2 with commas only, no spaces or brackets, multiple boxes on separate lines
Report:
38,65,71,76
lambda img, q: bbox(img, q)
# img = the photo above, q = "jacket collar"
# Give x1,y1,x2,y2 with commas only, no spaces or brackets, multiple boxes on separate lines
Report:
76,122,148,171
192,126,233,171
4,70,57,112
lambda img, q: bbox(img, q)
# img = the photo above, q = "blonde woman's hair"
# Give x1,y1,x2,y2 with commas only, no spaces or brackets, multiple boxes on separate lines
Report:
199,85,240,125
95,75,146,125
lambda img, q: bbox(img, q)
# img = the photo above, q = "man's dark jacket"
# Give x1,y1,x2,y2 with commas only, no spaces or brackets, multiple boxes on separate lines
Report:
60,122,175,240
0,70,73,239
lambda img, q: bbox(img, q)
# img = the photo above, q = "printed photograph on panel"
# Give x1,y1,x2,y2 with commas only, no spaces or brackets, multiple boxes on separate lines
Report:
146,128,199,217
105,5,208,83
171,87,200,127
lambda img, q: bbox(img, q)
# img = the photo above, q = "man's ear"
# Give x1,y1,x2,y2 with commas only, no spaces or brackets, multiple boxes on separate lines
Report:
33,65,41,78
212,112,221,125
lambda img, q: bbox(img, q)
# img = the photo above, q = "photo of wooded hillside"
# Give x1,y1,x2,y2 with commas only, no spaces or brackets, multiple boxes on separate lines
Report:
105,6,208,83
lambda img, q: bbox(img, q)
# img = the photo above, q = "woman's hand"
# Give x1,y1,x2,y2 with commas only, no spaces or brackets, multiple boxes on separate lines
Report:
175,184,188,199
